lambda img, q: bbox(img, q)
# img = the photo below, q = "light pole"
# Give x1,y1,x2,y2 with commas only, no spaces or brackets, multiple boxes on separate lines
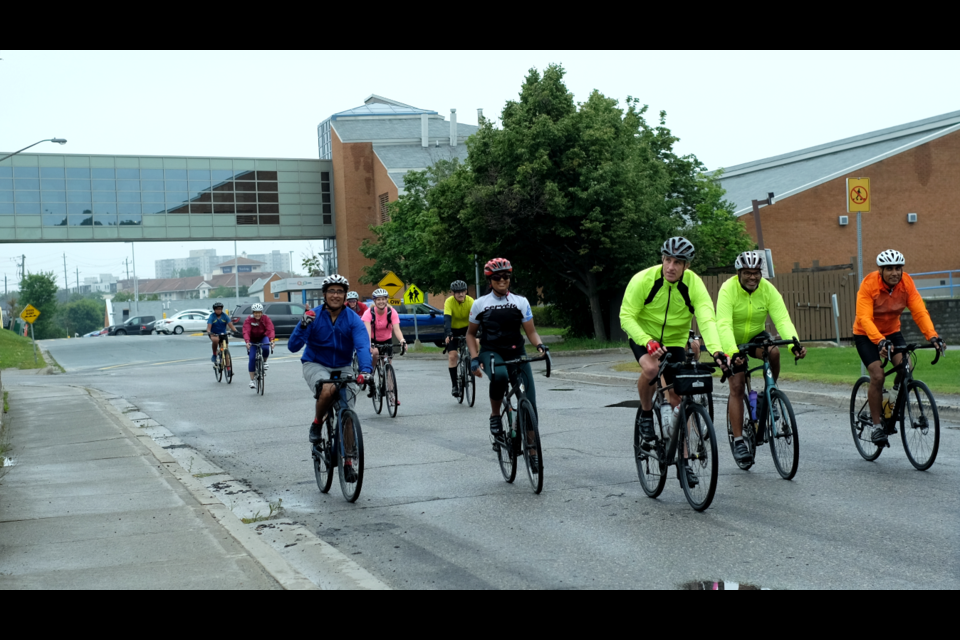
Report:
0,138,67,164
751,192,775,250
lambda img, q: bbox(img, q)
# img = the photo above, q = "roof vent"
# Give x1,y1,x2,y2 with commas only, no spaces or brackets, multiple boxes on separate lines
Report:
450,109,457,147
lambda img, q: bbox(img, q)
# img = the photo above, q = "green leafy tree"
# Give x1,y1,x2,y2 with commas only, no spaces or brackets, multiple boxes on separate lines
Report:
112,290,159,302
59,299,104,336
173,267,202,278
211,285,248,298
19,272,62,339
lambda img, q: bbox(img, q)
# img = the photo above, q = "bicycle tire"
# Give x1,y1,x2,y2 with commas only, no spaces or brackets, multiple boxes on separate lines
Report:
256,351,265,396
385,363,398,418
518,398,543,494
372,365,383,414
338,409,364,502
313,413,335,493
497,407,517,483
678,403,719,512
464,365,476,408
768,389,799,480
214,355,223,382
635,406,667,498
901,380,939,471
224,350,233,384
850,376,882,461
456,357,465,404
726,396,755,471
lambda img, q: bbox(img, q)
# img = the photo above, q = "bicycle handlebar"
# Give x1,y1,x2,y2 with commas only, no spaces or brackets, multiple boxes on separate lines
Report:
738,337,802,365
649,353,719,386
495,350,552,378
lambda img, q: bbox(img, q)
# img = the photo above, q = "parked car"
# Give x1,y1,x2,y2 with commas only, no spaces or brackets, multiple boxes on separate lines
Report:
393,303,445,346
156,309,212,335
107,315,156,336
230,302,308,338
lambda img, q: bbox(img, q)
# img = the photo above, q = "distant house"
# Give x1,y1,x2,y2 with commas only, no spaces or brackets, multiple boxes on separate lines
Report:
117,271,293,301
214,256,266,276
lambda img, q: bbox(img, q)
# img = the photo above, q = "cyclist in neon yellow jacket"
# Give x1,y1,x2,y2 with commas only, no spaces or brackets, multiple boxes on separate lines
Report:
620,237,729,486
716,250,806,465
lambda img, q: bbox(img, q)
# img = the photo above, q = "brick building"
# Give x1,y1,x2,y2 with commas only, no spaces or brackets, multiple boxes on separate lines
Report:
718,110,960,277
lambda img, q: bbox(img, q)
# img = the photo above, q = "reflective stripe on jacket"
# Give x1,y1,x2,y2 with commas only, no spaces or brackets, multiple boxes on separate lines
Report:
716,276,798,355
853,271,936,343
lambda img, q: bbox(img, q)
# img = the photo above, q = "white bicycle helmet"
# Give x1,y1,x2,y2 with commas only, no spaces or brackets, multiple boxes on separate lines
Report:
735,250,764,270
661,236,696,262
251,303,264,312
876,250,904,267
346,291,360,301
372,288,389,298
321,274,349,291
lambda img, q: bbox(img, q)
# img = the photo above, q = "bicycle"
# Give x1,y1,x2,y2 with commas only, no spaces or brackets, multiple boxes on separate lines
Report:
452,336,476,407
635,355,721,511
724,338,802,480
490,351,552,494
850,344,942,470
370,341,404,418
248,339,275,396
207,333,233,384
311,371,365,502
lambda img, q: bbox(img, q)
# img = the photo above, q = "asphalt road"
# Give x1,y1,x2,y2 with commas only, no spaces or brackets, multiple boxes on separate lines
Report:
36,335,960,589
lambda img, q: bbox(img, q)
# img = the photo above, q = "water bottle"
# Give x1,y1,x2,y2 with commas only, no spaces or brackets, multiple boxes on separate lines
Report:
660,403,673,436
881,389,893,420
670,405,681,436
748,390,758,421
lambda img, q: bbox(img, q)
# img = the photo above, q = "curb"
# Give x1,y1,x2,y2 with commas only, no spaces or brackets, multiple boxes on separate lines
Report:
86,386,390,590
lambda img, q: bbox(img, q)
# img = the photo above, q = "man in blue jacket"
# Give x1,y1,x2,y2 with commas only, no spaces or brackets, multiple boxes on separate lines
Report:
288,275,373,477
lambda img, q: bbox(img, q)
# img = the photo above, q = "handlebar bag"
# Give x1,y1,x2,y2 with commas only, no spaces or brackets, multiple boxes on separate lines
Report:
674,363,713,395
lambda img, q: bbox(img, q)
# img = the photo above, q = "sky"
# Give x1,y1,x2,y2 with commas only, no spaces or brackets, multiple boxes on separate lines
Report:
2,50,959,288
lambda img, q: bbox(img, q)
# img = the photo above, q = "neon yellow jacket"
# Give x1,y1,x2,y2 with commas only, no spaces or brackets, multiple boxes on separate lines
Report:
620,265,722,353
716,276,799,354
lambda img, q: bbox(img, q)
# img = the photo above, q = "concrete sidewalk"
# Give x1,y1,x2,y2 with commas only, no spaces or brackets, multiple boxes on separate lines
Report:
0,381,289,589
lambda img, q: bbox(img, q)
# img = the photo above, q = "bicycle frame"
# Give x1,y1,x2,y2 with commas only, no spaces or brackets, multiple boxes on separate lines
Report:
493,353,552,442
737,339,799,436
316,376,359,464
878,344,940,426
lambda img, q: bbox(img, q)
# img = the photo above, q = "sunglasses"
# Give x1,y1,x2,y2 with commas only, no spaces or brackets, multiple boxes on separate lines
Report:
490,274,512,282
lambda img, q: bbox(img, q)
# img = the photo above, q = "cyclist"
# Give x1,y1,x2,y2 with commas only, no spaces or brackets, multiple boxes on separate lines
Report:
853,250,946,446
619,237,729,487
716,250,806,465
467,258,548,442
288,274,373,482
444,280,475,397
345,291,368,317
243,302,276,390
206,302,238,364
361,288,407,376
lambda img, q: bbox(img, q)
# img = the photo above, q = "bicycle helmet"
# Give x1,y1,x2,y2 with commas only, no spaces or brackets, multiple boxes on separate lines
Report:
372,288,389,298
483,258,513,276
346,291,360,301
212,301,224,309
251,303,264,312
321,274,349,291
661,237,696,262
735,250,764,271
450,280,468,292
876,249,905,267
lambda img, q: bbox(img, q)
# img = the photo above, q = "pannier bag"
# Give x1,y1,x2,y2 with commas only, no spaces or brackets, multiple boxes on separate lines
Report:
673,364,713,395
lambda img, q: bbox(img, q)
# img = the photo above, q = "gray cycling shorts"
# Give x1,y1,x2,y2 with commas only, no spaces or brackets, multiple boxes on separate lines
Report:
302,362,358,409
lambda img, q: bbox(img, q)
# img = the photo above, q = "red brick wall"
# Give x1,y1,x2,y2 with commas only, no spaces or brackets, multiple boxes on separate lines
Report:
742,130,960,276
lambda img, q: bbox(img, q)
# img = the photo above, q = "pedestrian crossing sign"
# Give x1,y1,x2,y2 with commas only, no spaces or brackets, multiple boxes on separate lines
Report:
403,284,424,305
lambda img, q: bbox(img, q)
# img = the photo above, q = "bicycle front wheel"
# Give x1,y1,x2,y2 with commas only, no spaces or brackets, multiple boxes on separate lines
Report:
768,389,799,480
338,409,364,503
726,396,755,471
256,353,265,395
464,363,476,408
497,407,517,483
901,380,939,471
372,367,383,414
224,350,233,384
695,392,714,423
214,355,223,382
850,376,882,461
313,414,335,493
679,403,719,512
518,399,543,494
385,363,398,418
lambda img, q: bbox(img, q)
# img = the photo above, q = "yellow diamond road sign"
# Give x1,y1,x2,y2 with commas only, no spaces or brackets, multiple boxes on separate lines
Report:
847,177,870,213
378,271,404,300
403,284,424,305
20,304,41,324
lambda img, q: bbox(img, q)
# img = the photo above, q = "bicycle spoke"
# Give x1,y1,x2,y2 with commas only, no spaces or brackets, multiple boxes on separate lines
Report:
901,381,940,471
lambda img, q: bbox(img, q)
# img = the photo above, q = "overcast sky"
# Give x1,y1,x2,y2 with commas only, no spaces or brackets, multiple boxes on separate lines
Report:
2,50,958,288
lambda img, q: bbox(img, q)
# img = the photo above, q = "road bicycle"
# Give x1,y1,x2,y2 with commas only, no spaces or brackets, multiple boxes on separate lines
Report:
248,339,275,396
370,341,404,418
452,336,476,407
635,355,721,511
724,338,802,480
207,333,233,384
489,351,552,494
850,344,942,470
311,372,365,502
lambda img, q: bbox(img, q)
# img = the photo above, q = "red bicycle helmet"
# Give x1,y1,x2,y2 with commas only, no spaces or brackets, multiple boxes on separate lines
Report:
483,258,513,276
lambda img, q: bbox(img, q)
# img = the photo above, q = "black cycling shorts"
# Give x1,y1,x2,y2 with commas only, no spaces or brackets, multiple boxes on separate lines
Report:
444,326,468,353
731,331,772,375
855,331,906,367
629,339,686,385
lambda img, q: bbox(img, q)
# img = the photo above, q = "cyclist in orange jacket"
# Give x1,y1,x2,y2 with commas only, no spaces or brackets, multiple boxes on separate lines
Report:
853,250,946,446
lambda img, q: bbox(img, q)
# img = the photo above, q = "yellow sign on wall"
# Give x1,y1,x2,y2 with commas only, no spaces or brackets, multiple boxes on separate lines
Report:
847,178,870,212
20,304,41,324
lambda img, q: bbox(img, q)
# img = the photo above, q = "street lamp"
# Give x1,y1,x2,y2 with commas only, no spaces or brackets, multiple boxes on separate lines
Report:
0,138,67,163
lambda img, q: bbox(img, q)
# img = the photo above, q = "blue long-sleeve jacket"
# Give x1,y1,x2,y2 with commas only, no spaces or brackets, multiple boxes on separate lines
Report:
288,306,373,373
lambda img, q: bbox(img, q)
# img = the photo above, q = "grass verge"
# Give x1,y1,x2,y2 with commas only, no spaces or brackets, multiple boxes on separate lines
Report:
0,330,47,370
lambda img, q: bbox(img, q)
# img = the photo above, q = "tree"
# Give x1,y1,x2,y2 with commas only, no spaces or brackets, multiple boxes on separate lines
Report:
211,285,248,298
113,291,159,302
59,299,104,336
19,272,62,339
173,267,201,278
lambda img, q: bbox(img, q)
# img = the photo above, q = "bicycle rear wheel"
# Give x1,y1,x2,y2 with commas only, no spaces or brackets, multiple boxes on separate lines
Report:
338,409,364,502
371,366,383,414
679,403,719,512
901,380,939,471
385,363,398,418
635,406,667,498
456,358,465,404
224,350,233,384
768,389,799,480
726,396,755,471
497,407,517,483
850,376,882,461
518,399,543,494
313,413,335,493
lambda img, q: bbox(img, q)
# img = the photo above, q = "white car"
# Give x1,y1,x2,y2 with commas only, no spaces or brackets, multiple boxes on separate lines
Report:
156,309,212,335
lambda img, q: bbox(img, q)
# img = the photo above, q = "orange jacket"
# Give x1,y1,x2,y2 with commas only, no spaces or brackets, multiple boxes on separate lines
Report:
853,271,936,343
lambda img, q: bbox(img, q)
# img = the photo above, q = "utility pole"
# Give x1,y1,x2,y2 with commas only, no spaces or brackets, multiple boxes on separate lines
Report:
21,254,26,285
64,254,69,300
76,268,80,295
125,258,129,280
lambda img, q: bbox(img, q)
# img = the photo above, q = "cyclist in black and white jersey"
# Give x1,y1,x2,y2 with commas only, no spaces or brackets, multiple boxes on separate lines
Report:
466,258,548,440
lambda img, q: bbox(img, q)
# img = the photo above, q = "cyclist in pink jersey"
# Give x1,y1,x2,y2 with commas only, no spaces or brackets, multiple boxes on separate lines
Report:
361,289,407,371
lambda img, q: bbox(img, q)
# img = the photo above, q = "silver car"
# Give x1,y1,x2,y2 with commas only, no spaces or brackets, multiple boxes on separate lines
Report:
157,309,212,335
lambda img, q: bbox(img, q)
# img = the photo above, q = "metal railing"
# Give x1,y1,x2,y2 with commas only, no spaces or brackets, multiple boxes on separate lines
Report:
913,270,959,298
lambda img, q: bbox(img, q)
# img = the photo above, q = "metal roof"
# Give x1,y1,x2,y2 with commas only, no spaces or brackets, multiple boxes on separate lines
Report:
329,102,437,121
332,117,477,143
